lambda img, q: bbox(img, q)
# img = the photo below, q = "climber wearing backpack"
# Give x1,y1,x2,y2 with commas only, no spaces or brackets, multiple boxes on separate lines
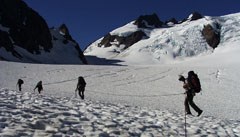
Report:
17,79,24,91
34,81,43,94
75,76,86,99
181,71,203,116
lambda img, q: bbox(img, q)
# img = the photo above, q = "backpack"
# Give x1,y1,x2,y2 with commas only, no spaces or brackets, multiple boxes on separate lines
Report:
190,73,201,93
18,79,24,85
78,77,86,87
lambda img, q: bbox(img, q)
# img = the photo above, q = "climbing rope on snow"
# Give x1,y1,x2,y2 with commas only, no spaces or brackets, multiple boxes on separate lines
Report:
86,89,184,98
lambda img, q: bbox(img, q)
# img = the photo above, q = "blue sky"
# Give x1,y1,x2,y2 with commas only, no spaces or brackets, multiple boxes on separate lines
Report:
23,0,240,50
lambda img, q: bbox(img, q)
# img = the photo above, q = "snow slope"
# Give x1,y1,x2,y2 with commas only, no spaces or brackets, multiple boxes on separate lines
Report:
1,12,240,137
1,40,240,136
84,13,240,65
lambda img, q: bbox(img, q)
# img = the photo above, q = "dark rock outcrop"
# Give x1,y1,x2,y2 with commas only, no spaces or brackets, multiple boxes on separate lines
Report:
134,13,163,28
99,31,147,49
75,43,88,64
0,30,22,59
165,18,178,25
123,31,147,49
0,0,52,54
99,33,117,48
57,24,87,64
188,12,203,21
0,0,87,64
179,12,203,23
59,24,74,42
179,18,187,24
0,56,5,60
202,24,220,49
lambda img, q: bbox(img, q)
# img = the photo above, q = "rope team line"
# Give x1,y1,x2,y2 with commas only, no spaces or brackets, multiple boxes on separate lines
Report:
42,78,78,86
36,76,185,98
17,79,185,99
11,75,190,136
86,89,184,98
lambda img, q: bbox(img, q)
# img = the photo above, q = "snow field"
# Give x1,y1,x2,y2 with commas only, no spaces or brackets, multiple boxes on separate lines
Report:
0,60,240,136
0,89,239,137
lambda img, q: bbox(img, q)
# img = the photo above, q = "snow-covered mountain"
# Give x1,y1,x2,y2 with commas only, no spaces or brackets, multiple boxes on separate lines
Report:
1,11,240,136
0,0,87,64
84,12,240,65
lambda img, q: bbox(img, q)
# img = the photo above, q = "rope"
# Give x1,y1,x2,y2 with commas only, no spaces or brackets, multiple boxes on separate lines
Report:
43,78,78,86
12,76,186,99
86,89,184,98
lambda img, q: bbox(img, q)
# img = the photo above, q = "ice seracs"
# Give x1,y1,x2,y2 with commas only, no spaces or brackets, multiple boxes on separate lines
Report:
85,12,240,65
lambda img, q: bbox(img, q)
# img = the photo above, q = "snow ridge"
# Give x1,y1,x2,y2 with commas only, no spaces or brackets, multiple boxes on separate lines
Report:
84,12,240,65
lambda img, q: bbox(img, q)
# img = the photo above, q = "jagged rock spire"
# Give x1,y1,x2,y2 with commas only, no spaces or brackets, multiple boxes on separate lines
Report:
134,13,163,28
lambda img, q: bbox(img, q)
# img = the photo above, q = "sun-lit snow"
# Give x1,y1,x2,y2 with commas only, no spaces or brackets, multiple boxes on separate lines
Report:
1,12,240,136
110,21,139,37
0,88,239,136
85,13,240,66
1,53,240,136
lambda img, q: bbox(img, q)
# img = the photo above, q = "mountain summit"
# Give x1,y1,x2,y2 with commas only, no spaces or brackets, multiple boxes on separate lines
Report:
84,12,239,65
133,13,163,28
0,0,87,64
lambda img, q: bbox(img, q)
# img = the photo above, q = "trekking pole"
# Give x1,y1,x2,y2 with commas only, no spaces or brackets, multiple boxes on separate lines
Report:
178,75,187,137
185,109,187,137
75,90,77,98
184,93,187,137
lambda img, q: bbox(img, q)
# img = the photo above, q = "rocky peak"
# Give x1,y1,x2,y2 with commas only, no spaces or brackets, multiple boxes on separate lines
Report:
165,18,178,26
0,0,53,54
0,0,87,64
133,13,163,28
59,24,74,42
59,24,69,36
188,12,203,21
57,24,87,64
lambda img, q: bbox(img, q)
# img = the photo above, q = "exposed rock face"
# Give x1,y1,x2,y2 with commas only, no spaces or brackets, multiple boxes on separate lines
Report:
98,31,147,49
133,13,163,28
0,0,87,64
59,24,88,64
52,24,88,64
0,30,22,59
0,0,52,54
202,24,220,49
59,24,74,42
0,56,5,60
75,43,88,64
188,12,203,21
165,18,178,26
179,12,203,23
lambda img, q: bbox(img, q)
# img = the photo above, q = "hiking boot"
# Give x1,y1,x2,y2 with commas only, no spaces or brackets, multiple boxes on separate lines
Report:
197,110,203,117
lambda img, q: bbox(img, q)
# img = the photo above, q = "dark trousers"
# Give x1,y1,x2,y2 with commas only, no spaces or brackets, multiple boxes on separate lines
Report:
77,87,85,99
18,85,22,91
37,89,42,94
184,91,201,114
36,87,43,94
